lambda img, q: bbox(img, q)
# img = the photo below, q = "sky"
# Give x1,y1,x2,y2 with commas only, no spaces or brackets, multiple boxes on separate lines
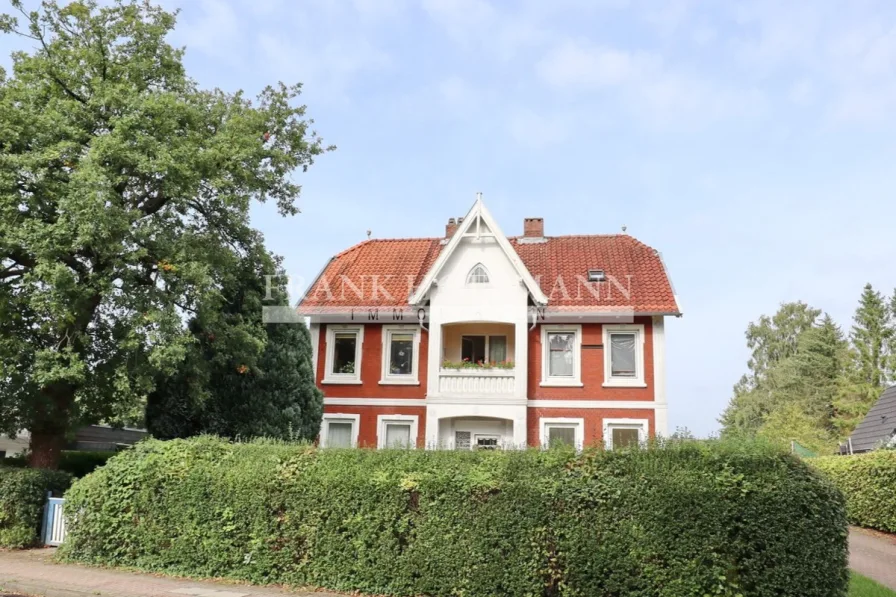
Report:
3,0,896,436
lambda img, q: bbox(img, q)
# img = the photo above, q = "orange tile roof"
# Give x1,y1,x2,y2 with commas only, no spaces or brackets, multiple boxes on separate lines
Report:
299,234,679,314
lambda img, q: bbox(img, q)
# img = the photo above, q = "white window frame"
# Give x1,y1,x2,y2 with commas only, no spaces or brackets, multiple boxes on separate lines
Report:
377,414,419,449
321,413,361,448
473,434,501,450
465,263,491,286
540,324,583,387
380,325,421,385
602,324,646,388
323,325,364,385
539,417,585,450
603,418,648,449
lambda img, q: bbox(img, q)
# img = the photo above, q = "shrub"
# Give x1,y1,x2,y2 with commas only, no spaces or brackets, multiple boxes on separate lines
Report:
60,437,849,597
813,451,896,533
0,466,72,548
3,450,116,478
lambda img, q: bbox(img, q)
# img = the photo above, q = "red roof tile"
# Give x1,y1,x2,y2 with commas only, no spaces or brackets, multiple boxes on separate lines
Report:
299,234,679,314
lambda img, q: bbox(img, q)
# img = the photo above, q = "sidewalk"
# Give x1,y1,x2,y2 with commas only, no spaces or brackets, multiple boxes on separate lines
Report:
0,548,342,597
850,526,896,591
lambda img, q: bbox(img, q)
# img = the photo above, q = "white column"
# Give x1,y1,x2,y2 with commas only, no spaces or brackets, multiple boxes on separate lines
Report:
652,316,668,436
309,323,320,379
514,317,528,399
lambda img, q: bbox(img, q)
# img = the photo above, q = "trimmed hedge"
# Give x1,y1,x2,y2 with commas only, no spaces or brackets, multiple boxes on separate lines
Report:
0,466,72,548
813,451,896,533
61,437,849,597
4,450,116,478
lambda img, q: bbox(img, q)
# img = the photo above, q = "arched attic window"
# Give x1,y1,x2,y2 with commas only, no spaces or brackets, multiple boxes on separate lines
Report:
466,263,490,284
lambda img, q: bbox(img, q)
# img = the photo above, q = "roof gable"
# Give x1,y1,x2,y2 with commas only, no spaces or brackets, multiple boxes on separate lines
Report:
408,197,548,305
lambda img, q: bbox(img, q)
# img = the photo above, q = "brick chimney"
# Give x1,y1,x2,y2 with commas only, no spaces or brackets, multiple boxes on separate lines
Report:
523,217,544,238
445,217,457,237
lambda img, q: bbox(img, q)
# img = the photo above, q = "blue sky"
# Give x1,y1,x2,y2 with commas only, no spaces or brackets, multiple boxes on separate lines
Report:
4,0,896,435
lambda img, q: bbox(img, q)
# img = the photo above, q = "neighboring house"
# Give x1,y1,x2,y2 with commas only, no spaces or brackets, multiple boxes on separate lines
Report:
846,386,896,453
297,197,681,450
0,425,148,458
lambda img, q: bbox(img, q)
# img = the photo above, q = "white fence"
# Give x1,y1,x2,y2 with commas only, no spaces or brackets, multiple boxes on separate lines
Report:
41,494,66,546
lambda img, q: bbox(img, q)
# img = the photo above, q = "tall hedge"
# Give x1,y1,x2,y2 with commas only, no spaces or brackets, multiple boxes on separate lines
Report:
0,466,72,548
813,450,896,533
60,437,849,597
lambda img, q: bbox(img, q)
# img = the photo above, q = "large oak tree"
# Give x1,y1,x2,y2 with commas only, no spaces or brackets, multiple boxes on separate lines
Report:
0,0,330,467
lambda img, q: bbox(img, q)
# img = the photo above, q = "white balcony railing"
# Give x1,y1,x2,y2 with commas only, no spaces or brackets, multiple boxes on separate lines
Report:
437,368,516,396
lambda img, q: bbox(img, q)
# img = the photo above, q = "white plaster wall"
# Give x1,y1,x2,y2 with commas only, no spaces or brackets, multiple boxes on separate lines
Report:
428,404,527,448
426,237,531,406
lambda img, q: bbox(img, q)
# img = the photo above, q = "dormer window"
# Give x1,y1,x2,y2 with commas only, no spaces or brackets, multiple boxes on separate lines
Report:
587,269,606,282
466,263,490,284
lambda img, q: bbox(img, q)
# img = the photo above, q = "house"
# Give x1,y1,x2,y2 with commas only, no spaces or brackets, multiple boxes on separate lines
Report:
297,196,681,450
846,386,896,453
0,425,147,458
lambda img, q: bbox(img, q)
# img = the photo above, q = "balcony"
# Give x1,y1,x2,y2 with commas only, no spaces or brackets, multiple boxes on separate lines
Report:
436,322,518,398
438,367,516,396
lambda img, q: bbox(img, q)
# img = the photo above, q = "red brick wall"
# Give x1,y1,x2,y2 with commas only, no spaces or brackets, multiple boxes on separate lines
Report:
526,407,655,447
323,404,426,448
527,316,655,402
317,324,428,398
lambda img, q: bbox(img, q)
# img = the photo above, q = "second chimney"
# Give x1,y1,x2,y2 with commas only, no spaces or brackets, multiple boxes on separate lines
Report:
445,217,457,237
523,217,544,238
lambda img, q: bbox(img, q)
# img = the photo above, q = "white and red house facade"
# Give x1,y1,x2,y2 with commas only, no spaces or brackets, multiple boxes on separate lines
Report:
298,197,681,450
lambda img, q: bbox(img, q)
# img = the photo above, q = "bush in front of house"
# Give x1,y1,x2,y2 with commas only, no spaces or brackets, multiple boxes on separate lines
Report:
59,437,848,597
813,450,896,533
4,450,117,478
0,466,72,548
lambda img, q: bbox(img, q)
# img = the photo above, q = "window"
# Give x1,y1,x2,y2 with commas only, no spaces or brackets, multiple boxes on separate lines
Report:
474,435,500,450
548,333,574,376
466,263,490,284
377,415,419,449
602,324,646,387
488,335,507,362
381,326,420,384
455,431,472,450
540,418,584,449
333,333,357,373
603,419,647,449
462,335,486,363
540,325,582,386
323,326,363,384
461,335,507,364
321,414,360,448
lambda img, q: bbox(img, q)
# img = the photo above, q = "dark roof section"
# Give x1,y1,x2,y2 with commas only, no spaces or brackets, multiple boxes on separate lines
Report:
849,386,896,452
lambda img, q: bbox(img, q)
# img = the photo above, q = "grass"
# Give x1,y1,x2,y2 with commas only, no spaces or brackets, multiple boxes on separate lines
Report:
852,573,896,597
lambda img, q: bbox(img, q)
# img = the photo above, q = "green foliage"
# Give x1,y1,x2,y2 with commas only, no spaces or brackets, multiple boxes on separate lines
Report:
61,437,849,597
4,450,115,478
721,288,896,451
0,0,330,466
814,451,896,533
851,284,893,389
0,465,71,547
146,250,322,441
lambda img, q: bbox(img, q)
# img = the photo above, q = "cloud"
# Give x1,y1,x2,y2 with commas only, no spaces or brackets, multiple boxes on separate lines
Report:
535,40,765,130
422,0,549,60
536,41,659,88
257,33,390,99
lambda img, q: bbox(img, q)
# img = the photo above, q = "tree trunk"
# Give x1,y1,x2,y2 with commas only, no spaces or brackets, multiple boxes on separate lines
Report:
29,428,67,469
29,383,75,470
